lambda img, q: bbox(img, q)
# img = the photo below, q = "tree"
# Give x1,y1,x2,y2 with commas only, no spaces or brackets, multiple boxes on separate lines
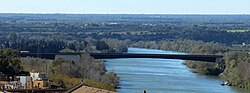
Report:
0,48,23,80
95,41,109,51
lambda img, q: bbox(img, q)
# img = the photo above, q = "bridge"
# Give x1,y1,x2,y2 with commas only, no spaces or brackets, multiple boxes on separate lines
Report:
20,53,223,62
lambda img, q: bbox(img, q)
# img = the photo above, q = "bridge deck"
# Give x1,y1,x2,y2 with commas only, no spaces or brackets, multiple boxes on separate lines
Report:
20,53,223,62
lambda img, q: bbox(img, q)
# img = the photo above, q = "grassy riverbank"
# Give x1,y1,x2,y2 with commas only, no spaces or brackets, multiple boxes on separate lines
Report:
185,51,250,89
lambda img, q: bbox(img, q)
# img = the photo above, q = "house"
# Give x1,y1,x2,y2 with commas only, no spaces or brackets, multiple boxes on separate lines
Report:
0,72,50,91
5,82,116,93
30,72,49,89
16,72,49,89
16,76,32,89
65,83,116,93
33,80,48,89
4,81,22,89
30,72,47,81
0,81,22,90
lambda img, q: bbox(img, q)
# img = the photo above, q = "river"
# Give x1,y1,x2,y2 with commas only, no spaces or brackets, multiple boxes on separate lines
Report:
105,48,245,93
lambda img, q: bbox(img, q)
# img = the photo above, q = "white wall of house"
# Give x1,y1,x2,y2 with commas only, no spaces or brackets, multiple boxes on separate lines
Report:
30,72,40,81
30,72,47,81
19,76,31,86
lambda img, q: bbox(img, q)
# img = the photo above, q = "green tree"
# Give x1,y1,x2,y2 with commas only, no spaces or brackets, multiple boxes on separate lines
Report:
0,48,23,80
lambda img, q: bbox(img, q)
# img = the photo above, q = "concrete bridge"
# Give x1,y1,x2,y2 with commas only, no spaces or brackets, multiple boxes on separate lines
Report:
20,53,223,62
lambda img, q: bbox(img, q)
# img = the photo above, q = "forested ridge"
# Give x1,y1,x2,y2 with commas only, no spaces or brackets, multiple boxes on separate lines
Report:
0,14,250,90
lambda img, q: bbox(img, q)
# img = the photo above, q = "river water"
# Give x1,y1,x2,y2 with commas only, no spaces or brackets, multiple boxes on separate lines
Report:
105,48,244,93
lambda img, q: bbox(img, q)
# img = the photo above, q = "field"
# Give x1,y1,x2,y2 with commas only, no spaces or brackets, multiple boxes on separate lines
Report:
227,30,249,33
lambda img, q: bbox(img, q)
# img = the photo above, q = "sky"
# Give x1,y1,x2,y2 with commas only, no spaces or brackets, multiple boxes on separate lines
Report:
0,0,249,14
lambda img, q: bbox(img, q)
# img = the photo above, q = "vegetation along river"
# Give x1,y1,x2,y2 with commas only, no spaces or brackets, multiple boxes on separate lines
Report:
105,48,245,93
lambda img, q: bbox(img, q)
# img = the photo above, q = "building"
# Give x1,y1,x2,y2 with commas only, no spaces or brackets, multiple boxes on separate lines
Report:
16,76,32,89
33,80,48,89
30,72,49,89
0,81,22,90
15,72,49,89
0,72,50,91
5,83,115,93
30,72,47,81
65,83,116,93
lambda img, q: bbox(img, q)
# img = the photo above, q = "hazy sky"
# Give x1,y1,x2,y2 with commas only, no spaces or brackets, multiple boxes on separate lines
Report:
0,0,249,14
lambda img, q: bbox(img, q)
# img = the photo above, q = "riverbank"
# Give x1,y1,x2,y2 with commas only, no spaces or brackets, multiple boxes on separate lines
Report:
184,51,250,90
219,52,250,89
130,40,250,90
183,61,223,76
105,48,241,93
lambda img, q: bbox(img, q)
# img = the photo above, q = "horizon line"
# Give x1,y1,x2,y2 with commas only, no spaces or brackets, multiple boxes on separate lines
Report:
0,12,249,15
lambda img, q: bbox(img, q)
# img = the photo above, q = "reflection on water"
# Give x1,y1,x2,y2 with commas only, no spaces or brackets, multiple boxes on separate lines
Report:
105,48,245,93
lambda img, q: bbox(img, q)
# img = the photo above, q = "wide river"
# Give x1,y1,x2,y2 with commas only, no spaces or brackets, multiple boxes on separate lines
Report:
105,48,245,93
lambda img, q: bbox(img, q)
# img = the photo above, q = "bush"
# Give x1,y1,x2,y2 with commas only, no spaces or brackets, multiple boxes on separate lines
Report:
185,61,224,76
